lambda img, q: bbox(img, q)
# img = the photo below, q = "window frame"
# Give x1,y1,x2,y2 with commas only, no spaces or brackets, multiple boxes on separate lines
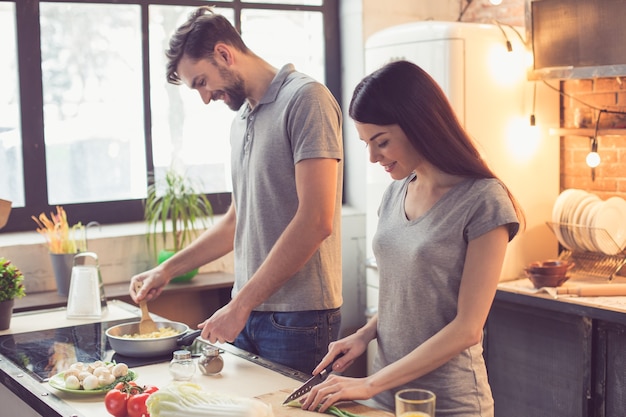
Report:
3,0,341,233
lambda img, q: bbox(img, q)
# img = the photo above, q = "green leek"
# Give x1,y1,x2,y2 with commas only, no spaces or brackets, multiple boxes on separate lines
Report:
285,399,368,417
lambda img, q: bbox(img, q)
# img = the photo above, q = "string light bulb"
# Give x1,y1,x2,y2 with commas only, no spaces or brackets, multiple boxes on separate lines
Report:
586,151,600,168
586,137,600,168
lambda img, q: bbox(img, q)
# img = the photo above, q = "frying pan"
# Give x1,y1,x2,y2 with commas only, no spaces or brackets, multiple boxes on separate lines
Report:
106,321,198,358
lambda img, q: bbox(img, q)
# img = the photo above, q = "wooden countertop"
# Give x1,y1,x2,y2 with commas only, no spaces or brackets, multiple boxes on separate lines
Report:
496,277,626,325
0,300,393,417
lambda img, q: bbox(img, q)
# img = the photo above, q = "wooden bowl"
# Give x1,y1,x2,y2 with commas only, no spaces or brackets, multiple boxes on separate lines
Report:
526,260,574,276
525,271,570,288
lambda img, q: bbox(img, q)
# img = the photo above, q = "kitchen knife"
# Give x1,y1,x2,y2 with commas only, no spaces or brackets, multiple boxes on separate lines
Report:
282,353,344,405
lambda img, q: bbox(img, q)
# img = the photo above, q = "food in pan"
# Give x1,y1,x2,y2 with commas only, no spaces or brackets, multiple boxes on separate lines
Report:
121,327,180,339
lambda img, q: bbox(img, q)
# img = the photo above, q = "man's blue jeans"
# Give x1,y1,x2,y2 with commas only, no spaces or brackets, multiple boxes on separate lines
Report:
233,308,342,374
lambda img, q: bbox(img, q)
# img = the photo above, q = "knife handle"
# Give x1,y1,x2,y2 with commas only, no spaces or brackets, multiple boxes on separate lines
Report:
322,352,345,377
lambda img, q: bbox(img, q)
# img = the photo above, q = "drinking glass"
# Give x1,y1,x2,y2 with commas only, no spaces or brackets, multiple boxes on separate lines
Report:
395,388,436,417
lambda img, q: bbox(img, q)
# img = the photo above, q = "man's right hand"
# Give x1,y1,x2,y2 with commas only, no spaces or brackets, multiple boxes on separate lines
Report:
129,266,170,303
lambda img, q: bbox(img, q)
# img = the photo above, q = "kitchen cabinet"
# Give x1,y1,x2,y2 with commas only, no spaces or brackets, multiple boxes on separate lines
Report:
485,280,626,417
594,321,626,417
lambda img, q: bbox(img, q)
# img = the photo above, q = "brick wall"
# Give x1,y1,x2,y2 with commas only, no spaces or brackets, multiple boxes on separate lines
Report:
561,79,626,200
461,0,525,26
463,0,626,200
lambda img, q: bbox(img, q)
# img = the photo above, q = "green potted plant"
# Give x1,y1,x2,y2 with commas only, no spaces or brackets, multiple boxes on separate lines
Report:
144,168,213,283
0,257,26,330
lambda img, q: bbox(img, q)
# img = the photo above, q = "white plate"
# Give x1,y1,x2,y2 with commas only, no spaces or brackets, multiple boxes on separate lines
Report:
591,196,626,255
557,189,589,249
552,189,586,249
578,198,601,251
570,194,600,251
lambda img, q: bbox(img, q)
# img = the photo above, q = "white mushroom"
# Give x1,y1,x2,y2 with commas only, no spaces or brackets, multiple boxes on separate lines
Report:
92,366,110,378
82,374,100,391
69,362,85,372
64,375,81,390
111,363,129,378
63,369,80,380
98,372,116,387
88,360,105,373
78,371,92,381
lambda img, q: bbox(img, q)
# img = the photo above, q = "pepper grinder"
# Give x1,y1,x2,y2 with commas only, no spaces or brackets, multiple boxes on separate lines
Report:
197,345,224,375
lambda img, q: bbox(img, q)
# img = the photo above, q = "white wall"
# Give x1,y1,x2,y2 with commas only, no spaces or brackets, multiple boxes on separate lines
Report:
340,0,460,214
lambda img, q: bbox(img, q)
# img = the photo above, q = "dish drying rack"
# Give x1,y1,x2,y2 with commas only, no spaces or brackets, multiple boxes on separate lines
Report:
546,222,626,281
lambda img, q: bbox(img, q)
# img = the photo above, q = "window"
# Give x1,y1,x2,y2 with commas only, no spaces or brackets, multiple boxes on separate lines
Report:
1,0,340,232
0,3,22,207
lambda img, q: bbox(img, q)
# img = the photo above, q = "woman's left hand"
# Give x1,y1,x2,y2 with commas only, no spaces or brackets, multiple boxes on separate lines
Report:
300,374,373,413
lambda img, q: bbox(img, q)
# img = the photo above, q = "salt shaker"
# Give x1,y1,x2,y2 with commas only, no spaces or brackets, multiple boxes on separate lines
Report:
169,350,195,381
198,345,224,375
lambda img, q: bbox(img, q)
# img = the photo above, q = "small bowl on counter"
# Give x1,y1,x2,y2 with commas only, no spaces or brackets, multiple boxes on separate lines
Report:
524,259,574,288
525,272,570,289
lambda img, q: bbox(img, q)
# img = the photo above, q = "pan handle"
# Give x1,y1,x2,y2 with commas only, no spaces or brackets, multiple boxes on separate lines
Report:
177,329,202,347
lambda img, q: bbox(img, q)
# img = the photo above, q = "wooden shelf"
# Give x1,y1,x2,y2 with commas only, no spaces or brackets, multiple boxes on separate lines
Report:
14,271,234,313
550,128,626,137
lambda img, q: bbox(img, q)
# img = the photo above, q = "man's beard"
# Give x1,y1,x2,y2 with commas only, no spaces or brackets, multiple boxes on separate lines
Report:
218,66,247,111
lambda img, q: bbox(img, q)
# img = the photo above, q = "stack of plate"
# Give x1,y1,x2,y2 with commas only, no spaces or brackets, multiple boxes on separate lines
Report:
552,189,626,255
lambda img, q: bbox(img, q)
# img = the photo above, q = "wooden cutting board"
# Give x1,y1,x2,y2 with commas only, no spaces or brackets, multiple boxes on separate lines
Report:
256,388,394,417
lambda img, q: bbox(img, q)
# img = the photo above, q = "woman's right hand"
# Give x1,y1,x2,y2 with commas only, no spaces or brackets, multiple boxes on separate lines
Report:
314,331,370,375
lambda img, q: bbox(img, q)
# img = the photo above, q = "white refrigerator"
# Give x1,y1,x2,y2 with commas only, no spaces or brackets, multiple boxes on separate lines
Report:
363,21,560,374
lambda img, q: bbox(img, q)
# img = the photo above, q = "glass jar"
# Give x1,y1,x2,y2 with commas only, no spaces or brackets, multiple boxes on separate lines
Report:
169,350,195,381
197,345,224,375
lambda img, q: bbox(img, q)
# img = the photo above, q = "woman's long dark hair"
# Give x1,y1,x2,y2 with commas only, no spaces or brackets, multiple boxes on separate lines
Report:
350,60,525,228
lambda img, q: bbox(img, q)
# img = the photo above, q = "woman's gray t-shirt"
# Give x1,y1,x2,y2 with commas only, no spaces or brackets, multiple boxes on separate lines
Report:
372,174,519,416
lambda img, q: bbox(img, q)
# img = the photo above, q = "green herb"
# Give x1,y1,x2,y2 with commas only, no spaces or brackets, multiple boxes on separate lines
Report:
0,257,26,302
100,369,138,391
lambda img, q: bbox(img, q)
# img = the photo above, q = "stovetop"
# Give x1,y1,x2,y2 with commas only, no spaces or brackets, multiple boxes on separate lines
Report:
0,319,171,382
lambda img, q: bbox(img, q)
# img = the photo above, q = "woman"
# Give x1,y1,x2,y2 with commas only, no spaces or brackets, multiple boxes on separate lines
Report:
301,60,524,416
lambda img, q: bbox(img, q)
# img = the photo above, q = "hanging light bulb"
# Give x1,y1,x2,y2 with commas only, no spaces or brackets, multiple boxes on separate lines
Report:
586,136,600,168
490,0,503,4
586,151,601,168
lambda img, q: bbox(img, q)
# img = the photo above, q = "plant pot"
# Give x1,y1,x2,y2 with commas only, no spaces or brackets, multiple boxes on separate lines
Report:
50,253,78,296
0,299,15,330
157,250,198,283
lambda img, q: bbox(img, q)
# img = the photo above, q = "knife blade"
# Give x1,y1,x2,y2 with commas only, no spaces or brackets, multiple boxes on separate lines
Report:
282,353,344,405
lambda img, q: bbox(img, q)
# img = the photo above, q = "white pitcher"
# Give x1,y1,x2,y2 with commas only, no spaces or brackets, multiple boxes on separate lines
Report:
66,252,107,318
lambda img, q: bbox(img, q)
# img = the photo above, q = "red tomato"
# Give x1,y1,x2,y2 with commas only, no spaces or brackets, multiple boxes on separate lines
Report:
143,385,159,394
104,388,128,417
127,392,150,417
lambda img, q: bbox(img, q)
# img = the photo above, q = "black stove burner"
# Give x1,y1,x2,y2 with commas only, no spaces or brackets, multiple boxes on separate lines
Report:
0,319,171,382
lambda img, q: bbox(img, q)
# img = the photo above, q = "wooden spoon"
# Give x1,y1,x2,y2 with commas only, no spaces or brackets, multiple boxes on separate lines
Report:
135,281,158,334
